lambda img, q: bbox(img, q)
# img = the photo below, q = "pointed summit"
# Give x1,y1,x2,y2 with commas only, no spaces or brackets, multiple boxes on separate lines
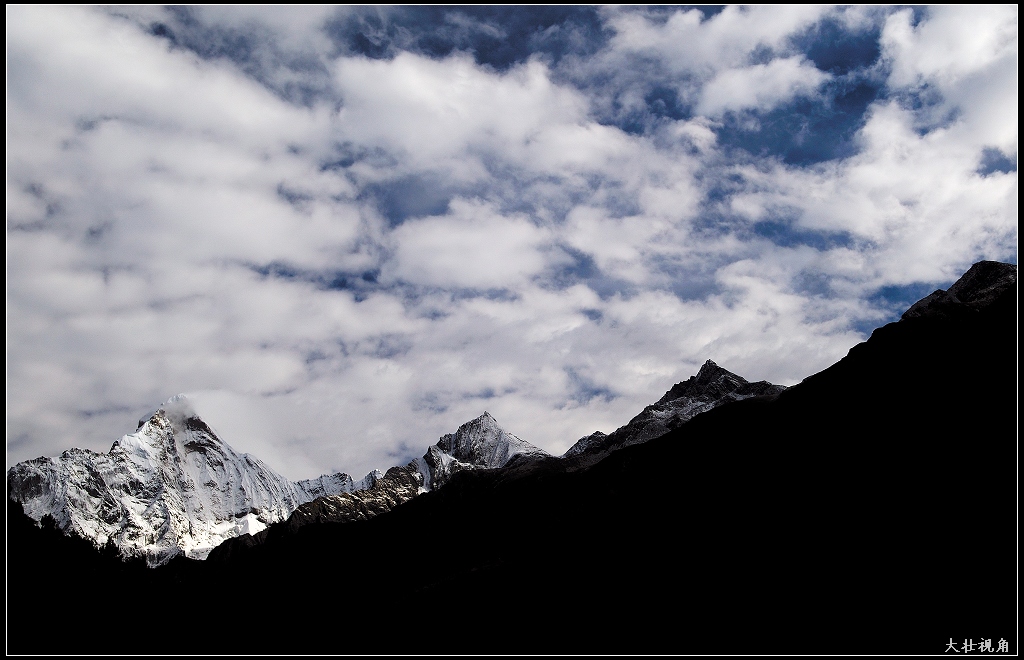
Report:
564,361,785,460
135,393,200,430
425,412,549,490
902,260,1016,320
8,395,356,565
436,412,547,468
657,359,756,404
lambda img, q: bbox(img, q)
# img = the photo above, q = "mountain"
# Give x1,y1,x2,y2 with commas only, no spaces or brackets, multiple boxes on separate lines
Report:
211,373,786,562
193,259,1014,654
7,399,551,564
7,357,779,566
563,359,785,461
6,260,1016,655
901,259,1018,319
5,394,372,565
425,411,550,488
209,411,550,560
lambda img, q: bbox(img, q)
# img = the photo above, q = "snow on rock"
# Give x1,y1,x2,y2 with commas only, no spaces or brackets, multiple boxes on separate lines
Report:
424,412,551,490
8,397,547,566
563,360,786,459
210,412,547,559
6,394,358,566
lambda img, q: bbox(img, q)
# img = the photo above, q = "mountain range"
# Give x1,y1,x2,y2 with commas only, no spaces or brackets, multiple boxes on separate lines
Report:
6,260,1017,655
8,354,781,565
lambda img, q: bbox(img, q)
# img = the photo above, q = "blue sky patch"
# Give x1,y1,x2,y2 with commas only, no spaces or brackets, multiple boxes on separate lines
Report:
362,176,453,226
5,5,1016,481
978,148,1017,176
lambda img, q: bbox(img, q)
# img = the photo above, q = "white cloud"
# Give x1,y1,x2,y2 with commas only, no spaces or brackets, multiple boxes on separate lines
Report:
882,6,1018,153
333,52,587,173
725,99,1017,287
605,6,827,77
883,6,1017,90
6,6,1017,484
579,5,831,120
697,56,830,117
384,200,551,290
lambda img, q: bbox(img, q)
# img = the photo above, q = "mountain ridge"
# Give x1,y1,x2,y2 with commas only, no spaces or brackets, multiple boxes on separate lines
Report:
9,352,788,564
6,394,368,565
5,259,1016,655
7,404,557,564
563,358,786,461
8,260,1015,569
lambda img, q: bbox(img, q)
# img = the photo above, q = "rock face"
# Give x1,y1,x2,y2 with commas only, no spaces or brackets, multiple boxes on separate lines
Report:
6,395,363,565
6,260,1017,656
901,260,1017,320
210,412,550,559
564,359,786,460
425,411,550,490
8,392,550,565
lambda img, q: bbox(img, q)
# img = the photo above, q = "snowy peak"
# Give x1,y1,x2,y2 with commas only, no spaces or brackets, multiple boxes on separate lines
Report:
436,411,545,469
425,412,549,489
212,412,548,558
8,396,550,565
153,393,200,431
7,394,357,566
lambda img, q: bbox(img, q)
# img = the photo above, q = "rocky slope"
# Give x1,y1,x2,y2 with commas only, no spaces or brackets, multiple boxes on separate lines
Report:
424,411,550,489
564,359,785,461
20,264,1010,570
6,394,552,566
901,260,1017,320
7,260,1016,655
210,412,549,558
5,395,369,565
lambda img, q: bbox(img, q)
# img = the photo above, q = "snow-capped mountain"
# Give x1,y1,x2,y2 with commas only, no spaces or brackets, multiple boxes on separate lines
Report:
8,361,779,565
210,411,550,558
564,359,786,460
7,398,550,565
8,260,1017,656
424,411,550,489
6,395,373,565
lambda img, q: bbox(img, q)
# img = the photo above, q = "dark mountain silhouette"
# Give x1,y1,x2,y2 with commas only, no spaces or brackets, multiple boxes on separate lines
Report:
563,357,785,465
6,260,1016,655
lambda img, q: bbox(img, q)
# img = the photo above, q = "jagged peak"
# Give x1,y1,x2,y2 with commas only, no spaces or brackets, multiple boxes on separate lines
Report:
433,410,548,471
124,394,225,453
356,469,385,491
658,360,747,404
473,410,498,425
137,393,196,428
694,359,733,382
902,260,1016,320
441,412,506,450
158,394,200,427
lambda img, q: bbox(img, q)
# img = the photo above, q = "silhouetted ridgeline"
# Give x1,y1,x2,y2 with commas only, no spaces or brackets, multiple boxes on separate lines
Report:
6,261,1016,655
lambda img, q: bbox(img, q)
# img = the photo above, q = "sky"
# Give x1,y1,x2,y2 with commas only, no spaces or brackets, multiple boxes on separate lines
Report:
7,6,1017,481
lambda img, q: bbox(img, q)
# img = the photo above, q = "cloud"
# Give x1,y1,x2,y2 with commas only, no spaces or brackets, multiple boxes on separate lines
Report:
385,200,551,289
696,56,830,117
883,6,1017,90
881,6,1018,154
6,6,1017,482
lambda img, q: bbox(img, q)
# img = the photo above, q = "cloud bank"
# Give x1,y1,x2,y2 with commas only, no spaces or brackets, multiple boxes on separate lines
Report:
7,6,1016,479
